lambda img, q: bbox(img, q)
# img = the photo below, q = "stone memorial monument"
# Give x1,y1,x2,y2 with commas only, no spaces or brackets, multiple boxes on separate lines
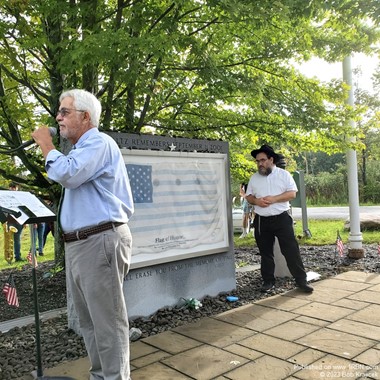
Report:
66,133,236,328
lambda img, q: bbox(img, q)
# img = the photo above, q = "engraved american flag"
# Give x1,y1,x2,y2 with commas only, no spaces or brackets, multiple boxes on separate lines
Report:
125,154,228,260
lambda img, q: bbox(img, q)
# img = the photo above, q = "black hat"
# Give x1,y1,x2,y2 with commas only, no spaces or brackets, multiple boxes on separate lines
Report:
251,145,279,160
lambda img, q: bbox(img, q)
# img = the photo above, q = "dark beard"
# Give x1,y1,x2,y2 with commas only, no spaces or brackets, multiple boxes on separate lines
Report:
259,167,272,176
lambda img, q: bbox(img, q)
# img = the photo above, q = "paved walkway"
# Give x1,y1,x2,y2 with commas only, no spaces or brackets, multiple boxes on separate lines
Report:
22,270,380,379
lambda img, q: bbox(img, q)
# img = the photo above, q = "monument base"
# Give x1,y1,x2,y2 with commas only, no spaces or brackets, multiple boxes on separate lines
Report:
124,251,236,319
274,238,292,278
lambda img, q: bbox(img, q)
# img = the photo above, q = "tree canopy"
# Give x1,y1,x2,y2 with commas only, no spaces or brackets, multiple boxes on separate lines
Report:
0,0,379,194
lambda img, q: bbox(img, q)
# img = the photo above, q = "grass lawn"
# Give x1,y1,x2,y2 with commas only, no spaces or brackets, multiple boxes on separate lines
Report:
234,219,380,248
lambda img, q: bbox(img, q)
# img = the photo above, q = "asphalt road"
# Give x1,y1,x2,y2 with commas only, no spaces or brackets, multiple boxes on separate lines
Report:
292,205,380,220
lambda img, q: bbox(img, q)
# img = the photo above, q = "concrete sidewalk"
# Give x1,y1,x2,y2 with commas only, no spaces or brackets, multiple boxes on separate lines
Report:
26,271,380,379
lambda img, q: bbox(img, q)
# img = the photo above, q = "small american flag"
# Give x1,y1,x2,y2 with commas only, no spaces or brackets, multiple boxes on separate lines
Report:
336,231,344,257
377,243,380,256
27,251,38,268
2,274,19,307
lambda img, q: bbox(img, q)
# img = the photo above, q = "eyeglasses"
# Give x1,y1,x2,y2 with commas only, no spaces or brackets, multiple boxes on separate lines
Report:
57,108,86,117
255,158,268,164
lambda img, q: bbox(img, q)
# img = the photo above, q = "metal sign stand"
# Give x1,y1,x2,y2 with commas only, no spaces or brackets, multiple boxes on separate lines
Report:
29,223,74,380
0,191,75,380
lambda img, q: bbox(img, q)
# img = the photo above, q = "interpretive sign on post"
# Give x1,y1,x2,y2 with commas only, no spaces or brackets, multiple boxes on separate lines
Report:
0,191,69,379
0,190,55,224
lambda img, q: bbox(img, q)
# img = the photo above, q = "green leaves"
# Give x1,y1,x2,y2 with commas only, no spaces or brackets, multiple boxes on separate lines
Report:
0,0,378,190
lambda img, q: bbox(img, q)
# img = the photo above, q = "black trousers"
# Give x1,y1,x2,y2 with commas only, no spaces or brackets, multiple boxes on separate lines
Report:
253,211,307,284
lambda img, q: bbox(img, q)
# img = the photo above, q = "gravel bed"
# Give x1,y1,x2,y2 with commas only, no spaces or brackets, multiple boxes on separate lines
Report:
1,244,380,378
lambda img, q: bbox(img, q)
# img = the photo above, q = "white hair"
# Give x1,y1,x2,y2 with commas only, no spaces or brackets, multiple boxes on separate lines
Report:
59,89,102,128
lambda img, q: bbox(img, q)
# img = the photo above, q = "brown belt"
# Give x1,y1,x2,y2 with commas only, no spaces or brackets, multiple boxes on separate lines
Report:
63,222,124,242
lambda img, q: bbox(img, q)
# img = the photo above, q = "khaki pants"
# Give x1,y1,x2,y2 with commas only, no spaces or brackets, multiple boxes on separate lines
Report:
65,224,132,380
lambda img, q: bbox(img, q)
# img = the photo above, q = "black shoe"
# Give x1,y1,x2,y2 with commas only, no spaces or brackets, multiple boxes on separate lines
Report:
15,258,26,262
297,282,314,293
39,252,44,256
261,282,275,292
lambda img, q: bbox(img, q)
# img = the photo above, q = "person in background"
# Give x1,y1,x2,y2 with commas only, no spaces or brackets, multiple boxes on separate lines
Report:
32,89,134,380
31,223,45,256
42,199,55,247
8,182,25,262
245,145,313,294
239,183,252,238
42,221,54,247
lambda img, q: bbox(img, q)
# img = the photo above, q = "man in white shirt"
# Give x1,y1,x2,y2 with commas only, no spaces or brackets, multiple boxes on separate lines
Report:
245,145,313,293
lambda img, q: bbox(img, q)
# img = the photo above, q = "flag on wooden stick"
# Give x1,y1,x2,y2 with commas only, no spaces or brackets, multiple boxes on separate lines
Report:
2,274,19,307
377,243,380,256
336,231,345,257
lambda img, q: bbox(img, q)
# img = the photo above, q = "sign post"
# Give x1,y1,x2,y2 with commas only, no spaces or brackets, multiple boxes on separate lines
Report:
0,190,74,380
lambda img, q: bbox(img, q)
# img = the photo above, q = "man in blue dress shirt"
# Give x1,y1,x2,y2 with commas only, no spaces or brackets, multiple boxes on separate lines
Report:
32,89,134,380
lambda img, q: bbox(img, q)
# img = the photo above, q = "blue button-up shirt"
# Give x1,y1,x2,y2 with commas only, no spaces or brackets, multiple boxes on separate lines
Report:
45,128,134,233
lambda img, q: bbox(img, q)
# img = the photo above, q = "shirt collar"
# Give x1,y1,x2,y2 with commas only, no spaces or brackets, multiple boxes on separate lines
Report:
75,128,99,148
